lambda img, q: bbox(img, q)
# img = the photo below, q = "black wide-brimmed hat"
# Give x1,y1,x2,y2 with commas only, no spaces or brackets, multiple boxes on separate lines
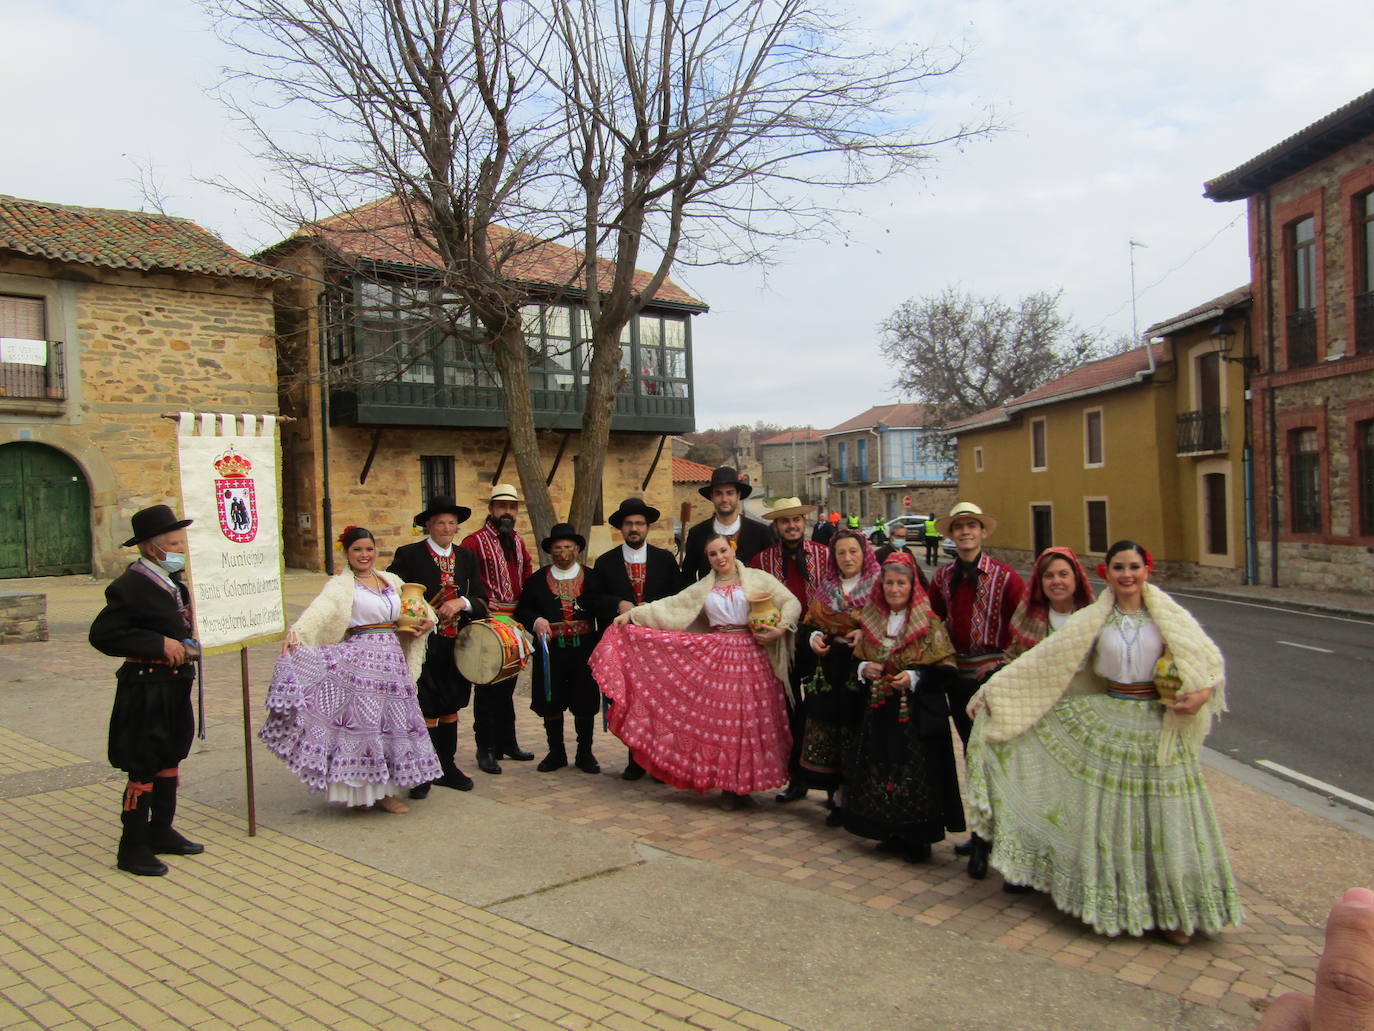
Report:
697,466,753,500
608,497,661,529
122,504,193,547
541,522,587,554
413,495,473,527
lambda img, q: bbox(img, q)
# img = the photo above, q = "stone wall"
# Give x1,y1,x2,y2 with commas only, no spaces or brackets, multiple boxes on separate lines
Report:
0,258,279,577
0,590,48,644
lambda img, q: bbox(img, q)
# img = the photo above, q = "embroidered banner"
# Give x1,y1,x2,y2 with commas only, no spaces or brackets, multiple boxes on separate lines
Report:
175,412,285,652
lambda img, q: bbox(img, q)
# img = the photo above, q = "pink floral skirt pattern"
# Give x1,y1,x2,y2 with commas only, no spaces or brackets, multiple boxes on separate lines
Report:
260,634,441,796
590,624,791,794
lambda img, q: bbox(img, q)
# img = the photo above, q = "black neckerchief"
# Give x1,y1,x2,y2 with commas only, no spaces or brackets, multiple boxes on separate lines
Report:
950,553,982,592
782,539,808,582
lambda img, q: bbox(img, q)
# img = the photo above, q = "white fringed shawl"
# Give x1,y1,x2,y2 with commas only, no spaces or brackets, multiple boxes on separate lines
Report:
289,571,435,685
626,562,801,696
970,583,1226,764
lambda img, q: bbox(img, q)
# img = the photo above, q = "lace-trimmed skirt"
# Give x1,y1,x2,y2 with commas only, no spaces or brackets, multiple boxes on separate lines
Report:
260,633,441,804
967,693,1243,937
590,624,790,794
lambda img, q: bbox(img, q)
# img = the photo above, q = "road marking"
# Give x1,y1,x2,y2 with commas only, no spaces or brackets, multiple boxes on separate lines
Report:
1276,640,1335,654
1256,760,1374,814
1167,590,1373,626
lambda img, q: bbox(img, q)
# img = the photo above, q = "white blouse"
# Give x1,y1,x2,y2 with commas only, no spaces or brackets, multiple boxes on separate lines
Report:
350,581,399,627
705,583,749,626
1093,606,1165,684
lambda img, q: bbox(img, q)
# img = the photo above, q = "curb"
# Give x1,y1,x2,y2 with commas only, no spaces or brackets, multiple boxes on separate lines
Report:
1162,585,1374,622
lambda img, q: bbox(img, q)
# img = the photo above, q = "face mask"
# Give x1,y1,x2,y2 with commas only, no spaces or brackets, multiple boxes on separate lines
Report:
150,546,187,574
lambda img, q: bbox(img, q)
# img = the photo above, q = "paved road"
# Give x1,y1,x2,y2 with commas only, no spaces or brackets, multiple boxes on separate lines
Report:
1169,589,1374,810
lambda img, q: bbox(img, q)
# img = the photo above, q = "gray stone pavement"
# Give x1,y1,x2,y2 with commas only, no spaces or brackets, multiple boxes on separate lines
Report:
2,569,1372,1030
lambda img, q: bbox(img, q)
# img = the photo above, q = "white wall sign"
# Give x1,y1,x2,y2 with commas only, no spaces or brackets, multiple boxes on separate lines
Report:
0,337,48,365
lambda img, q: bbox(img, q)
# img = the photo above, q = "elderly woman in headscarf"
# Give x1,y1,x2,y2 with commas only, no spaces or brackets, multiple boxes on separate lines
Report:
967,541,1241,944
800,528,881,821
841,551,963,863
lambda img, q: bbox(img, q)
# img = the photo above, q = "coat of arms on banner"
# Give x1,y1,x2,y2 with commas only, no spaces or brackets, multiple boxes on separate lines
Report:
214,446,258,543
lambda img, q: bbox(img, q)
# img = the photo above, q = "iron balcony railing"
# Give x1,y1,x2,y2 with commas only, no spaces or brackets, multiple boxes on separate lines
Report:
1176,408,1228,454
1286,309,1317,367
0,340,65,401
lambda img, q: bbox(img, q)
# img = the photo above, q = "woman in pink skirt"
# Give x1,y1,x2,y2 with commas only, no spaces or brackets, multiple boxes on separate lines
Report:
591,535,800,809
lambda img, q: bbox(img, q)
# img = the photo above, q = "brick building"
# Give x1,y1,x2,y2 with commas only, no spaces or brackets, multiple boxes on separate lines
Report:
1204,88,1374,592
0,195,281,578
258,197,706,570
822,403,956,525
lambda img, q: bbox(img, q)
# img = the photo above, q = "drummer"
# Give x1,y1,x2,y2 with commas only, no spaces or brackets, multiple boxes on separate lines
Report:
514,523,605,774
460,483,537,775
388,495,489,797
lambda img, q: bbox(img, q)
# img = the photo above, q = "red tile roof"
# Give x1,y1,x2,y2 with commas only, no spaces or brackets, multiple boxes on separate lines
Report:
1143,285,1251,338
758,429,823,446
823,403,934,436
0,194,283,281
275,195,706,310
949,343,1164,431
672,456,716,483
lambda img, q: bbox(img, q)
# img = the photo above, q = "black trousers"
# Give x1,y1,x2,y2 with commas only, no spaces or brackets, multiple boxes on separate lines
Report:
945,674,983,749
473,675,518,751
416,634,472,719
924,538,940,563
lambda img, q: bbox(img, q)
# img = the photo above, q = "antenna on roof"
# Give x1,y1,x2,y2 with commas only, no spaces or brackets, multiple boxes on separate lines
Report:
1129,240,1155,374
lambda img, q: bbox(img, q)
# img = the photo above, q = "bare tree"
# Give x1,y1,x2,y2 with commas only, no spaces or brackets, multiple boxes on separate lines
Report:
879,288,1108,425
204,0,993,539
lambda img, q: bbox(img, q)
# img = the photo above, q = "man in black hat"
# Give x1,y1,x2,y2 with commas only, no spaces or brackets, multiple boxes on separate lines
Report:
89,505,203,877
514,524,605,774
681,466,771,580
387,495,488,797
589,497,683,780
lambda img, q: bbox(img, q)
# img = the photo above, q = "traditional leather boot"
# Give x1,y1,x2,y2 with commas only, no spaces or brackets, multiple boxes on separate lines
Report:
573,714,599,774
147,775,203,856
430,722,473,791
537,715,568,772
117,788,168,877
967,833,992,880
621,752,646,781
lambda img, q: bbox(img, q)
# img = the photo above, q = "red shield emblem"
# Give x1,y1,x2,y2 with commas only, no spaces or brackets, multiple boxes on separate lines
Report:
216,478,258,543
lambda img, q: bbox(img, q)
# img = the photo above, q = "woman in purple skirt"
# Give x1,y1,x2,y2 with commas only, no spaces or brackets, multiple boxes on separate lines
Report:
260,526,441,813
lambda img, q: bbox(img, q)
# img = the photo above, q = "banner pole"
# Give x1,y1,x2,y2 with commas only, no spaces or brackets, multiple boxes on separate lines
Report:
240,646,257,836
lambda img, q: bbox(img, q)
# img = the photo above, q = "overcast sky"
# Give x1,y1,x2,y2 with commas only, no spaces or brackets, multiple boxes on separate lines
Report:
4,0,1372,431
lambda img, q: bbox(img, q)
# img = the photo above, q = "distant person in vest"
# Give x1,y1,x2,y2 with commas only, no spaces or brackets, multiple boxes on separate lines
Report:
387,495,488,797
875,524,926,588
460,482,536,774
748,497,832,804
922,514,942,566
927,501,1025,877
515,523,605,774
89,505,202,877
681,466,772,580
589,497,683,780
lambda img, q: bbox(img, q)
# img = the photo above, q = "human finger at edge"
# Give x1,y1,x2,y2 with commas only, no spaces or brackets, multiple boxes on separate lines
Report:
1254,992,1311,1030
1311,887,1374,1031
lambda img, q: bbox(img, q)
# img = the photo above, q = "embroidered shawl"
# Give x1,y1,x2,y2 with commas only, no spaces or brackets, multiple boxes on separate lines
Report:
970,583,1227,764
931,552,1016,654
1004,547,1095,661
814,531,881,612
627,562,801,697
853,577,956,670
289,570,434,684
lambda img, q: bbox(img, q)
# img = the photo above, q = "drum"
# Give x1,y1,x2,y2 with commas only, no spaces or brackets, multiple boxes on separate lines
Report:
454,616,533,684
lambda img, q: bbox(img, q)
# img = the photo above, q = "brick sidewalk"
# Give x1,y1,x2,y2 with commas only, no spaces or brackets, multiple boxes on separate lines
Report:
0,729,790,1031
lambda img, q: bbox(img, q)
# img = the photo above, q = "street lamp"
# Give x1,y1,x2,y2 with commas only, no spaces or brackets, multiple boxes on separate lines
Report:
1211,320,1259,371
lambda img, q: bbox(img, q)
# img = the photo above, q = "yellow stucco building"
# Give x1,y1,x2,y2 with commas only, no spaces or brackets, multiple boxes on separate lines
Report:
950,287,1253,581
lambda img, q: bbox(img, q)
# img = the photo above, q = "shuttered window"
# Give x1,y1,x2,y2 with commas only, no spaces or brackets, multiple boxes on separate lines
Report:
0,294,45,339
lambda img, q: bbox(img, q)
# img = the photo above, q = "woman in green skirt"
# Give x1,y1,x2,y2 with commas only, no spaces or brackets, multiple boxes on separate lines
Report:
967,540,1243,944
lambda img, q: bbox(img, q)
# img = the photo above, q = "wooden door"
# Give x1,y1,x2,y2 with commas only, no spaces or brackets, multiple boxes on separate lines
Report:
0,443,92,577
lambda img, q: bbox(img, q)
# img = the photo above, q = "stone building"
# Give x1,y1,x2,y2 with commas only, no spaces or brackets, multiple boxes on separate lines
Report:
1204,88,1374,592
671,455,715,546
0,195,281,578
822,403,956,525
257,197,705,570
757,428,824,501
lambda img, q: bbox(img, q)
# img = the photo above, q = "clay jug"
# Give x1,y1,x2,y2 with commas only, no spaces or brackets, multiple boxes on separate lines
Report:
397,583,429,635
747,593,780,634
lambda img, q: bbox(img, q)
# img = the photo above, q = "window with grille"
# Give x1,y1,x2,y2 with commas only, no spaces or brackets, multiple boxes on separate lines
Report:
1289,428,1321,533
1359,421,1374,536
419,455,455,504
1287,217,1318,366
